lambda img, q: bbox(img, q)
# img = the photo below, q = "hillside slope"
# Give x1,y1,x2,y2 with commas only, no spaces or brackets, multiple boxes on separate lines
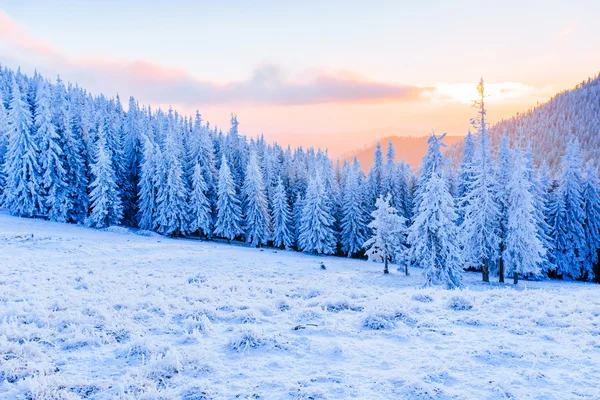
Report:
1,211,599,398
447,74,600,173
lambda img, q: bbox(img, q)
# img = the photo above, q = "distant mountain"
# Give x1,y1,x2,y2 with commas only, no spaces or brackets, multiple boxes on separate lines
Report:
344,134,464,170
446,74,600,174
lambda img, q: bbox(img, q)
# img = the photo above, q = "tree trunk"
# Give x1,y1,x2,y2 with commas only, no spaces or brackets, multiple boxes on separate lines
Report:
384,257,389,274
405,261,409,276
499,245,505,283
513,272,518,285
482,262,489,283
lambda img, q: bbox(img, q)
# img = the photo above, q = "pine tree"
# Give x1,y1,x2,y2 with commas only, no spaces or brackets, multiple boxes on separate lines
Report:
456,130,475,225
494,135,511,282
298,172,336,254
363,194,406,274
36,80,70,221
367,141,384,205
242,150,271,246
86,121,123,228
581,161,600,280
189,162,212,238
1,76,44,217
382,140,400,207
137,133,157,230
214,154,243,241
408,133,462,288
461,79,500,282
503,147,544,284
271,176,293,249
550,139,586,279
0,98,9,197
121,96,141,225
341,161,368,257
154,111,188,236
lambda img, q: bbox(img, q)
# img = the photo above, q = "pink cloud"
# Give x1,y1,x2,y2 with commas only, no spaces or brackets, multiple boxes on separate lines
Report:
0,10,430,106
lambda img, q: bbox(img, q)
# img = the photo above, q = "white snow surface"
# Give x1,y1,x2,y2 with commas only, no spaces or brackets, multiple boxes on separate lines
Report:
0,211,599,399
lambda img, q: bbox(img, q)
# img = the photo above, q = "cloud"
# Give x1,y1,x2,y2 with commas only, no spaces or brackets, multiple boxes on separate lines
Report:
0,10,427,107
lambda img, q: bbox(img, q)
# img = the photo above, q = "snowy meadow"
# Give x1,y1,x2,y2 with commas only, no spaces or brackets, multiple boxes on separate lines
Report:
1,212,599,399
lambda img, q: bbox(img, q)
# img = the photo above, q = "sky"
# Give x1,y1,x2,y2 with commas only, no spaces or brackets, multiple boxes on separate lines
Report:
1,0,599,156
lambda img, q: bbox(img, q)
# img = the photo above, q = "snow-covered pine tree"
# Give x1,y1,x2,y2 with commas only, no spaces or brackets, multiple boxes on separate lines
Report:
461,79,500,282
214,154,243,241
397,160,414,223
36,79,70,221
0,98,9,197
456,130,475,226
382,140,400,207
189,162,212,238
298,172,336,254
408,133,462,288
538,161,556,274
550,139,586,279
271,176,293,249
494,135,511,282
154,111,188,237
86,120,123,228
1,76,44,217
581,161,600,280
242,149,271,246
503,146,544,284
363,194,406,274
121,96,141,226
367,141,384,206
341,161,368,257
137,132,157,230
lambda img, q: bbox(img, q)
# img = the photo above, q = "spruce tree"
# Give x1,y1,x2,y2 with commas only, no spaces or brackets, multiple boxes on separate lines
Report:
457,130,476,226
137,133,157,230
242,150,271,246
298,172,336,254
1,76,44,217
36,80,70,221
581,161,600,280
189,162,212,238
408,133,462,288
86,122,123,228
503,147,544,284
341,162,368,257
363,194,406,274
494,135,511,282
0,98,8,197
214,154,243,241
271,176,293,249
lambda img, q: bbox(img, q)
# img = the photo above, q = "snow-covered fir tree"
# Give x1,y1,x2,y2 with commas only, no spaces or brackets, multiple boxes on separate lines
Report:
503,146,544,284
189,162,212,238
0,98,8,196
36,79,70,221
86,120,123,228
341,160,368,257
1,76,44,217
214,154,243,241
298,172,336,254
137,133,157,230
367,141,384,205
550,139,586,279
271,176,293,249
581,160,600,280
408,133,462,288
494,135,512,282
154,111,188,236
242,150,271,246
363,194,406,274
456,130,475,226
461,79,500,282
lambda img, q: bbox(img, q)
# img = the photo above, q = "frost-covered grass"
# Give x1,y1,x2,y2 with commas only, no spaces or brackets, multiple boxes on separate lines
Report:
1,211,599,399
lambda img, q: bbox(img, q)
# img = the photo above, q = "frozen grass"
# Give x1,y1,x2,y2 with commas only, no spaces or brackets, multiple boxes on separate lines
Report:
1,211,599,399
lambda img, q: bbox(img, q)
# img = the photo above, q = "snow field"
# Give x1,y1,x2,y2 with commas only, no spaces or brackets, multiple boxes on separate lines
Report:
1,213,599,399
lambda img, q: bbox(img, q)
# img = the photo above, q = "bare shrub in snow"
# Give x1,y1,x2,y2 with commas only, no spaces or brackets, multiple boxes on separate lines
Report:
447,296,473,311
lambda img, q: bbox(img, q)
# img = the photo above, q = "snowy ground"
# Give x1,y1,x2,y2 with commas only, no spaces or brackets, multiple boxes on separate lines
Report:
0,211,599,399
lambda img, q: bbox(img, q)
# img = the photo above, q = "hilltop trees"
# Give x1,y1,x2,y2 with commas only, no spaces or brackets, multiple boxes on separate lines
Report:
214,154,243,242
242,150,271,247
298,172,336,254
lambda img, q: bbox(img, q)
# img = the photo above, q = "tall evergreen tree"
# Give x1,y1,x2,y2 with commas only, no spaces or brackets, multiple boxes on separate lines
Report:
494,135,512,282
0,98,9,196
137,133,157,230
581,161,600,280
550,139,586,279
457,130,476,226
341,161,368,257
503,147,544,284
271,176,293,249
461,79,500,282
298,172,336,254
86,121,123,228
189,162,212,238
367,141,384,205
214,154,243,241
364,194,406,274
1,76,44,216
36,80,70,221
242,150,271,246
154,111,188,236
